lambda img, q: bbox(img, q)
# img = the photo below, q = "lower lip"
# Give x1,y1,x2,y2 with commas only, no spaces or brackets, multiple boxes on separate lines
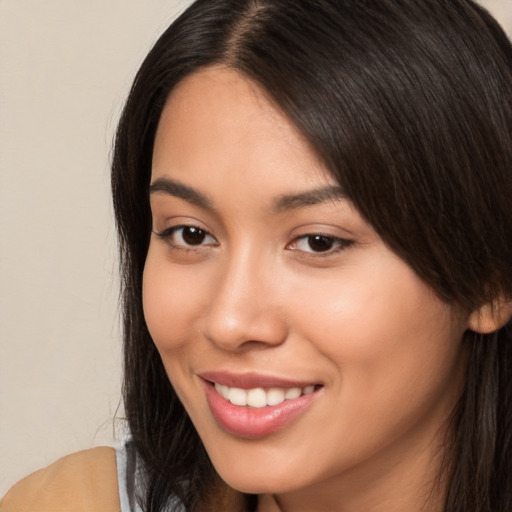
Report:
203,381,319,439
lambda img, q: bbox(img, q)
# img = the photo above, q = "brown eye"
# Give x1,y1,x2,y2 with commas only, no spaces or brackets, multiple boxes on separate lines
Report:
288,233,353,255
154,225,217,248
181,226,207,245
307,235,335,252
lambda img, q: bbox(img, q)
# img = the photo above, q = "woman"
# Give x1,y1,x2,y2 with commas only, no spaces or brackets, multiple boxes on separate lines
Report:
2,0,511,511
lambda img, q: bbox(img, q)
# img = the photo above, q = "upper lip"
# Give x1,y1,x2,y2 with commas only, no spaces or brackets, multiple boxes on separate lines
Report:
198,371,320,389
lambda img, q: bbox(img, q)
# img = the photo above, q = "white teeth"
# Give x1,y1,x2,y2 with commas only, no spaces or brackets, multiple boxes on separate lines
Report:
228,387,247,406
266,388,286,406
216,383,229,400
214,382,315,407
247,388,267,408
284,387,302,400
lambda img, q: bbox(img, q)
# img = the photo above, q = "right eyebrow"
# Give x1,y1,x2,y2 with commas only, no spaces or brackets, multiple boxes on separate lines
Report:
272,185,347,213
148,177,212,210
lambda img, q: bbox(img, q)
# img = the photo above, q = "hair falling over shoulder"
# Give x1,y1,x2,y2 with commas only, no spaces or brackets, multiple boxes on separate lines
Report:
111,1,512,510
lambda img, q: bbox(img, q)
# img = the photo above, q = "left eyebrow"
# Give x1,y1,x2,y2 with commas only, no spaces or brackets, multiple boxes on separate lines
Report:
272,185,347,213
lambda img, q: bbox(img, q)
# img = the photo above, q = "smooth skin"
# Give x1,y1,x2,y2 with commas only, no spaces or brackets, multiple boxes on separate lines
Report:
143,67,479,512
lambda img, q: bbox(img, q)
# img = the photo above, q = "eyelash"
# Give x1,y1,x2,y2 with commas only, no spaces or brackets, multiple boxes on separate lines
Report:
154,225,218,251
287,234,354,256
154,225,354,256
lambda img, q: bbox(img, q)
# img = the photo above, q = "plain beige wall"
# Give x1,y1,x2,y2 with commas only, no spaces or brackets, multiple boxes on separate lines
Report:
0,0,193,495
1,0,510,497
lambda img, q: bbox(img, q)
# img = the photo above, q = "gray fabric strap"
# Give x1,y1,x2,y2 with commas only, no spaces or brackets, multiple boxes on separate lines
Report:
116,440,142,512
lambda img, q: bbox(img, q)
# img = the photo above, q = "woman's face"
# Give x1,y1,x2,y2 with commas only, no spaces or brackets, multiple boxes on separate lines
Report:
144,67,470,507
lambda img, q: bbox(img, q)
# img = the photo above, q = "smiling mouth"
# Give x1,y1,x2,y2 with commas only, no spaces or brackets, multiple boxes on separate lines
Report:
202,377,322,438
213,382,316,408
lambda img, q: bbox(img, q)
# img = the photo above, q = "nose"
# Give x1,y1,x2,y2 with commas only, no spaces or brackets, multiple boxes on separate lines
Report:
201,248,288,352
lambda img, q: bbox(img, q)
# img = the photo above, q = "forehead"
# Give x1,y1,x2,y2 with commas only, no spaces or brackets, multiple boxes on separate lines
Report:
151,66,336,197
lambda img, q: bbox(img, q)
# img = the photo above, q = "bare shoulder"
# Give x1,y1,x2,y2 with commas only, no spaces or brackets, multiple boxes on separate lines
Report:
0,447,120,512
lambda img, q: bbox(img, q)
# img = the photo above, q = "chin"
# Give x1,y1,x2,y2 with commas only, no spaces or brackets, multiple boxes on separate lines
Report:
211,457,311,495
220,474,292,495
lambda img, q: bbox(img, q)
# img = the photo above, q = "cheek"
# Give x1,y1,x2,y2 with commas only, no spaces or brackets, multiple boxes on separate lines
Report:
285,262,467,462
142,248,207,352
290,255,466,397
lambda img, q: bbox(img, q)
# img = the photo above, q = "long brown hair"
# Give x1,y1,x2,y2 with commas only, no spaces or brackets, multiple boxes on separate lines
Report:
112,1,512,510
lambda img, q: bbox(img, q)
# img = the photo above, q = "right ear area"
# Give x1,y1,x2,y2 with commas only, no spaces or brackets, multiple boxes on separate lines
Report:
468,298,512,334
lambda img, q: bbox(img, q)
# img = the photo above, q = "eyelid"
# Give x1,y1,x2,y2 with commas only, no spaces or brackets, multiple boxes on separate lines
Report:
287,233,354,255
153,224,218,248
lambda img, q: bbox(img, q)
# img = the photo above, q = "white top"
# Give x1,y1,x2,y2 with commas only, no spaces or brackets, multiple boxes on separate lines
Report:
116,441,143,512
115,440,185,512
